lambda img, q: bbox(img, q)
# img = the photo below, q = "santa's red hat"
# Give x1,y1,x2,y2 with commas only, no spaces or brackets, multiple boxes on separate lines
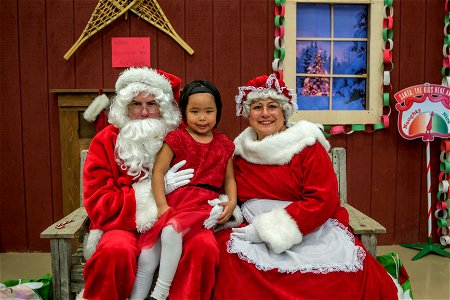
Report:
235,73,297,120
84,68,182,132
115,67,181,103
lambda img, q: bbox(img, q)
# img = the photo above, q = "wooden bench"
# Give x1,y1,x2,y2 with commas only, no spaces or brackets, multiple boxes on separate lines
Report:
329,148,386,256
41,151,89,300
41,147,385,300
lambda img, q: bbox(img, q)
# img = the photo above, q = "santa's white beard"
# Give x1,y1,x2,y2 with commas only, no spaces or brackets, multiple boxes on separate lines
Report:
115,118,168,181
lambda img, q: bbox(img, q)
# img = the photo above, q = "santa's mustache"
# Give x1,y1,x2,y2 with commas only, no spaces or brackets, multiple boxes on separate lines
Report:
115,118,168,180
119,118,168,141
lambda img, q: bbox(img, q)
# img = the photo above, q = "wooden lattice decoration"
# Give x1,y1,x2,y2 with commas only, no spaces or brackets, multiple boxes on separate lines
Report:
64,0,194,60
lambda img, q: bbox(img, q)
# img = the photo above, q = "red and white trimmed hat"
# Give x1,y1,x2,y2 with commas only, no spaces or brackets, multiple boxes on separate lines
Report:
115,67,181,103
235,73,297,120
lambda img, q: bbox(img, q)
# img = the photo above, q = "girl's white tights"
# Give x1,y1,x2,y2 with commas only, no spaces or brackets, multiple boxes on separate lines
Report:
129,240,161,299
130,225,182,300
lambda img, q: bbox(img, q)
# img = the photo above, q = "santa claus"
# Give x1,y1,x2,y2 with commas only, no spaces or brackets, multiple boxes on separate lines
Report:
80,67,220,300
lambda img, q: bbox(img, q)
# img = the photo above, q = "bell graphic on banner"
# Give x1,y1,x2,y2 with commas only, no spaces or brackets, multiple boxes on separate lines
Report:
394,82,450,261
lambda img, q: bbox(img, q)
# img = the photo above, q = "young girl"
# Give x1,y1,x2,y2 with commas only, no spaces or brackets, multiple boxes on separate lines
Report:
130,80,237,300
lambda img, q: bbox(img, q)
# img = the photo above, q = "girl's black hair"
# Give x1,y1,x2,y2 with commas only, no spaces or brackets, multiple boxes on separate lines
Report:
179,80,222,128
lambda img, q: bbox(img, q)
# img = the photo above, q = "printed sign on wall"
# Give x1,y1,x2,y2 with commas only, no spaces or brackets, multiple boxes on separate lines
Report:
112,37,150,68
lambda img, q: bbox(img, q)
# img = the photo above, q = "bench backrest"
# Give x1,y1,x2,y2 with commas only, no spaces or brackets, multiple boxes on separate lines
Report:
79,147,347,206
80,150,88,207
329,147,347,205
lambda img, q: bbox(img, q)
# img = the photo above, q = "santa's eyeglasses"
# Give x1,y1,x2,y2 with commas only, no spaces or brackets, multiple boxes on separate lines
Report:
128,100,159,112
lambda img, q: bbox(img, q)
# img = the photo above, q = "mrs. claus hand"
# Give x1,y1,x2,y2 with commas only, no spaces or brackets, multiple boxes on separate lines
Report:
231,224,263,243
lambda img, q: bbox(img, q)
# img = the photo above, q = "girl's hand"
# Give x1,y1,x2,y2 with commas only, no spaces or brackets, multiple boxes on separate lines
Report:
157,204,170,217
204,199,224,229
217,200,237,224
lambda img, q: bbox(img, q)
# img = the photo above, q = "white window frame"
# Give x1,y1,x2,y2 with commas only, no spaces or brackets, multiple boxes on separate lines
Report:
284,0,384,125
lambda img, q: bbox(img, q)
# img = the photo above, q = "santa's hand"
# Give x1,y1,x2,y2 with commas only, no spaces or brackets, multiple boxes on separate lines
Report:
203,199,224,229
231,224,263,243
164,160,194,194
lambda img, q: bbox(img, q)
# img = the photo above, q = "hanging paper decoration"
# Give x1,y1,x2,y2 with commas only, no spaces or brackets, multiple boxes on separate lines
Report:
437,139,450,246
432,0,450,247
442,0,450,87
272,0,286,81
379,0,394,130
64,0,194,60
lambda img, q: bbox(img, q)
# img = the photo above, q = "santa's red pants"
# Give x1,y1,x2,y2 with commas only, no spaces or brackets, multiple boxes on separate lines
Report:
83,228,218,300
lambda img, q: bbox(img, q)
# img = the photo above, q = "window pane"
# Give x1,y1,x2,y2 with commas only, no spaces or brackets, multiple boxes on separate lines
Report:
296,41,331,74
297,76,330,110
332,78,366,110
297,4,330,38
334,5,368,38
333,41,367,75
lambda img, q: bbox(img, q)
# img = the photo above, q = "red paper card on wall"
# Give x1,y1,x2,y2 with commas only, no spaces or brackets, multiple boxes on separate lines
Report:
112,37,150,68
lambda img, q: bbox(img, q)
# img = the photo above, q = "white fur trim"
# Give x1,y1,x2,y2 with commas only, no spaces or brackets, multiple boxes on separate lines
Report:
215,195,244,231
133,179,158,232
234,120,330,165
116,67,173,100
83,229,103,261
75,289,87,300
219,206,244,230
253,208,303,254
83,94,110,122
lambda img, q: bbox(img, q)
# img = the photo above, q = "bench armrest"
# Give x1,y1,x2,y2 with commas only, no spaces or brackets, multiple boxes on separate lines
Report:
344,203,386,235
40,207,88,239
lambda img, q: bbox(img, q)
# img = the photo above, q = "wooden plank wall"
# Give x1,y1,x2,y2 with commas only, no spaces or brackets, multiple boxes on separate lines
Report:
0,0,446,251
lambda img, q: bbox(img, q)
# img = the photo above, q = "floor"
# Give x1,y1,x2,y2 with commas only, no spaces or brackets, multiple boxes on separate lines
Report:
377,245,450,300
0,245,449,299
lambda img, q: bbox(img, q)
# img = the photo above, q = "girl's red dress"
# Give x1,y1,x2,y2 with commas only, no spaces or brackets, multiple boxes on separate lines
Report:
138,128,234,249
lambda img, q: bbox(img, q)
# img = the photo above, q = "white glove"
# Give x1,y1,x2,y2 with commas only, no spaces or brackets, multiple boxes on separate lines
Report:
164,160,194,194
231,224,263,243
203,199,224,229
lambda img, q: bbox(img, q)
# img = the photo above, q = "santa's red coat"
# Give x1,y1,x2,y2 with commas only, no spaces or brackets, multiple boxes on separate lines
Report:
82,125,217,300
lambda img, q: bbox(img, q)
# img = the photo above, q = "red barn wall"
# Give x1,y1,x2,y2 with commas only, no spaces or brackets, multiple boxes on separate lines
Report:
0,0,445,251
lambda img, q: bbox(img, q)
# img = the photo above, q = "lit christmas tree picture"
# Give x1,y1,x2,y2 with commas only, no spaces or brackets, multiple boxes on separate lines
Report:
302,49,330,96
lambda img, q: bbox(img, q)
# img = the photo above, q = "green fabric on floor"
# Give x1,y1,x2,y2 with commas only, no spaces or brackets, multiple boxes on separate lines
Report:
1,273,52,300
377,252,413,299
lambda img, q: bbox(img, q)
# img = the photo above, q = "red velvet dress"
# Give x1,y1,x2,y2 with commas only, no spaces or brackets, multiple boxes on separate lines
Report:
138,128,235,249
213,121,398,300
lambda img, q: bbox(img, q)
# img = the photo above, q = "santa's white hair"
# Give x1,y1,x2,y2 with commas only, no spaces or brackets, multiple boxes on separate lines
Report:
108,67,181,180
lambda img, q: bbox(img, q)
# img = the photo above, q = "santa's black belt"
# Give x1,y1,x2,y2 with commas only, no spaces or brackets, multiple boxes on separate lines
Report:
187,184,222,194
